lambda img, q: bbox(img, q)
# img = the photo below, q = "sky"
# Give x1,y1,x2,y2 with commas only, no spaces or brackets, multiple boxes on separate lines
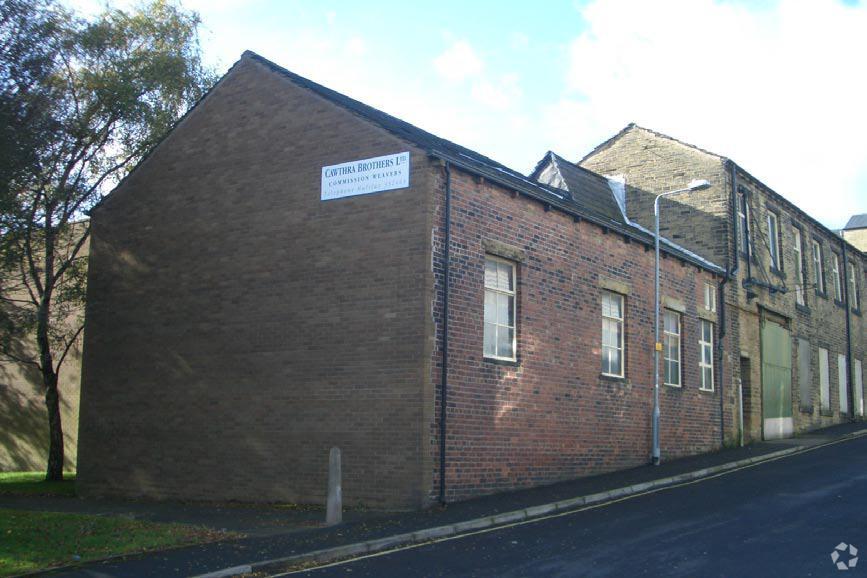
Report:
68,0,867,229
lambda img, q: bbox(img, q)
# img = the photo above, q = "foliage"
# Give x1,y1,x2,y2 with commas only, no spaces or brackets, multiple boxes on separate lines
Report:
0,508,226,575
0,0,215,480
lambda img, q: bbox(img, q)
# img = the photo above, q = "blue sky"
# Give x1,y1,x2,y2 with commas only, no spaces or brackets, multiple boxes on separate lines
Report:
71,0,867,229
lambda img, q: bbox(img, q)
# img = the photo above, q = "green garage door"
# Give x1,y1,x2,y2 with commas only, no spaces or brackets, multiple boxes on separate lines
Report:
762,318,793,439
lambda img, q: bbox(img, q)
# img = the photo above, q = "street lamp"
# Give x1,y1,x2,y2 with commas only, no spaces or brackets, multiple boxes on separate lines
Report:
652,179,711,466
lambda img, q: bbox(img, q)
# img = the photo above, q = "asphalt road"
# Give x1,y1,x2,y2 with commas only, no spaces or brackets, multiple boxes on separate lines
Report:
287,435,867,577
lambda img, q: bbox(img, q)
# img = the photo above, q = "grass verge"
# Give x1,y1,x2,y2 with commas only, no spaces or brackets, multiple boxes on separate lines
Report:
0,472,76,497
0,508,229,576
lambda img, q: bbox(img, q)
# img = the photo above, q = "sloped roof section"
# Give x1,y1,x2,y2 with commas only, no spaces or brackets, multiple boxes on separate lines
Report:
98,51,724,273
580,123,726,164
845,214,867,230
532,151,627,225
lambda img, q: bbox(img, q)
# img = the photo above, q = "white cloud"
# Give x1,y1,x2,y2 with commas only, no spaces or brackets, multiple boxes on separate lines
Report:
554,0,867,228
471,73,522,111
433,40,485,83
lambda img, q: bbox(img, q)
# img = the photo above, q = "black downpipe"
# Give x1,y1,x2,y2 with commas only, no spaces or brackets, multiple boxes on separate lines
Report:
439,161,452,505
717,162,738,446
842,240,855,419
729,162,740,277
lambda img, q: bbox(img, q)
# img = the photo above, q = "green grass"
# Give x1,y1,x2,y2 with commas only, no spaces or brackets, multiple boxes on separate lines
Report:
0,509,228,576
0,471,76,496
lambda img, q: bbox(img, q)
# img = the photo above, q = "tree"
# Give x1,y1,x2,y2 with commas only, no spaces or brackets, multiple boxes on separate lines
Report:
0,0,215,480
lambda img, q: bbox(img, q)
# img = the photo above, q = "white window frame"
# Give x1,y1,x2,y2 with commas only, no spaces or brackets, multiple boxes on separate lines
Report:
601,291,625,378
812,239,825,295
663,310,682,387
699,319,714,392
855,359,864,417
767,211,781,271
849,262,861,311
831,253,843,302
819,347,830,412
839,353,849,414
703,282,716,312
793,227,805,306
483,255,516,361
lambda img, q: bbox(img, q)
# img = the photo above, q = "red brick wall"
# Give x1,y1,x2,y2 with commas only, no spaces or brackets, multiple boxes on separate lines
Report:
78,57,435,509
429,167,730,502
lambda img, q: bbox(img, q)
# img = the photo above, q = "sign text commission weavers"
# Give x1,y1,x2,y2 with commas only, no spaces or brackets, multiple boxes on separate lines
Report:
321,152,410,201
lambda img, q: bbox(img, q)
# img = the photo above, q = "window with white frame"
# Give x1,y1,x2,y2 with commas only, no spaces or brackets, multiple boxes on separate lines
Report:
855,358,864,417
793,227,806,306
839,353,849,414
601,291,625,377
819,347,830,412
850,262,861,311
812,239,825,295
737,193,751,256
699,319,714,391
767,211,781,271
484,256,516,360
663,310,681,386
831,253,843,302
703,282,716,312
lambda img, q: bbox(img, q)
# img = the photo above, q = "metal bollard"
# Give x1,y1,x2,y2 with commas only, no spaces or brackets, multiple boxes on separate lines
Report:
326,447,342,526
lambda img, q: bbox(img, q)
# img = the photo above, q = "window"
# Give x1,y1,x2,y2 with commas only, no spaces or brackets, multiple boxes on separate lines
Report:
767,211,781,271
793,227,806,306
850,263,861,311
699,320,714,391
797,338,812,412
812,240,825,296
601,291,625,377
831,253,843,302
839,354,849,414
663,310,681,386
703,282,716,312
737,193,751,257
484,256,516,360
855,359,864,417
819,347,830,412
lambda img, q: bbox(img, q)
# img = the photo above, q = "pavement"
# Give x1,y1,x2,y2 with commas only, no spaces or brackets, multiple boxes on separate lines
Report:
10,420,867,577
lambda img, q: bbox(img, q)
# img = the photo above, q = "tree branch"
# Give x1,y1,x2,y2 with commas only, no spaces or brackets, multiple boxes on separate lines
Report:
54,323,84,374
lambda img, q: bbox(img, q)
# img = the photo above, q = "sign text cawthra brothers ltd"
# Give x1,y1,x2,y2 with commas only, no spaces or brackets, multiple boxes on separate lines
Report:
321,152,410,201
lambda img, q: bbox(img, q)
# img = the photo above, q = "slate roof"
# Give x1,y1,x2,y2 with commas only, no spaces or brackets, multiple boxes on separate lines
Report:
241,53,725,272
530,151,627,226
96,51,724,274
845,214,867,230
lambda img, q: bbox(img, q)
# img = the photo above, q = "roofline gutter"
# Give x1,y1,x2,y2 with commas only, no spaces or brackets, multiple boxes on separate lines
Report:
427,150,725,276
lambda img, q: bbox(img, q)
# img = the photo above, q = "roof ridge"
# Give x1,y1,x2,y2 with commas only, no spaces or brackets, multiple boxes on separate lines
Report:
242,50,516,175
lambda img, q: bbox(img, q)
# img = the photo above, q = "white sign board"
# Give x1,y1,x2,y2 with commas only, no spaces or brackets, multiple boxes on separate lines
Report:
321,152,410,201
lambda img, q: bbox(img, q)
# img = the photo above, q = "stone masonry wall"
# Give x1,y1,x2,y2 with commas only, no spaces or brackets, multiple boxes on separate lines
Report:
581,125,863,443
579,127,730,268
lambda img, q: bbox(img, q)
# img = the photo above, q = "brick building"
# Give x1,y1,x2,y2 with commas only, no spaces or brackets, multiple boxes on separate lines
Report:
581,124,865,443
77,53,733,508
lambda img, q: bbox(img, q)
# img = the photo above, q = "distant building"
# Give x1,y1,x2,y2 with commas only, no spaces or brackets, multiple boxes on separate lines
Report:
843,214,867,253
581,124,865,442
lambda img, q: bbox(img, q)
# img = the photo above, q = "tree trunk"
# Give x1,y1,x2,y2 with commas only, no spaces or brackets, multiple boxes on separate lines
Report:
44,370,64,481
36,273,64,481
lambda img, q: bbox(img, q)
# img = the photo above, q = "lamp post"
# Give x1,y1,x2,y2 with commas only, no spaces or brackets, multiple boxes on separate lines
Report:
652,179,711,465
